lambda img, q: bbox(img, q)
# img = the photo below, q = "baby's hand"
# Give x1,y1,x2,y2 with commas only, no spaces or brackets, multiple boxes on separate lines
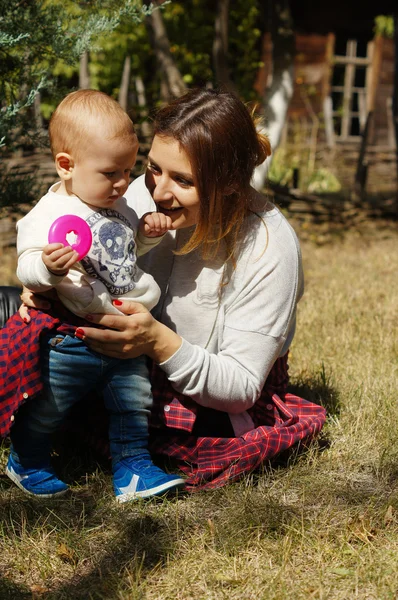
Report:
42,243,80,276
140,211,173,238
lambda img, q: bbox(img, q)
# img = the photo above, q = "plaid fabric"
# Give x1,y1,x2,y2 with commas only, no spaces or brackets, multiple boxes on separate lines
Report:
0,307,89,438
149,354,326,490
0,308,326,492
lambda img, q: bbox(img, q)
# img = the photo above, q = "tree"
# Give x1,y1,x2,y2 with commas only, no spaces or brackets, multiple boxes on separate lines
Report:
0,0,152,208
213,0,234,91
144,0,187,101
0,0,152,150
79,51,91,90
252,0,295,191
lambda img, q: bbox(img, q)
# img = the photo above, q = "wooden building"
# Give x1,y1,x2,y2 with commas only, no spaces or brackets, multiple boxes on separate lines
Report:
256,32,395,144
255,5,397,198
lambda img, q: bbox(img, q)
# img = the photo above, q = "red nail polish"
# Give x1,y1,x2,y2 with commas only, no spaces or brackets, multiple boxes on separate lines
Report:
23,317,29,323
75,328,84,339
113,299,123,306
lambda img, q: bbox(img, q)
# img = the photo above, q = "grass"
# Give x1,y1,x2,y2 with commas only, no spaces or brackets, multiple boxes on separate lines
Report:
0,216,398,599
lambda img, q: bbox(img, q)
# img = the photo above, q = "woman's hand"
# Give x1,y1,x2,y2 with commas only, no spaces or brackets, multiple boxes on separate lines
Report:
18,287,55,323
76,300,182,363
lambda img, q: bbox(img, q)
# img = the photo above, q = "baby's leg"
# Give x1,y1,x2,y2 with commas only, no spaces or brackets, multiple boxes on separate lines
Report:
102,357,185,502
101,355,152,467
11,333,101,464
8,333,101,497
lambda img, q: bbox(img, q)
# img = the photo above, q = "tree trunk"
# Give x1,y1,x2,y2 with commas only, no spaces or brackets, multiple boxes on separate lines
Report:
119,55,131,110
252,1,295,191
135,75,152,139
79,51,90,89
33,91,44,140
145,0,186,101
212,0,234,91
33,92,42,130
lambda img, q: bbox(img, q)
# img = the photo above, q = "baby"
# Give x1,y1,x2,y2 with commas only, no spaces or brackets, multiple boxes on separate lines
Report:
7,89,184,502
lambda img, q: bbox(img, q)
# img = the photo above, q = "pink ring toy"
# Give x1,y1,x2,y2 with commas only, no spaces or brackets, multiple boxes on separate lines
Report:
48,215,92,260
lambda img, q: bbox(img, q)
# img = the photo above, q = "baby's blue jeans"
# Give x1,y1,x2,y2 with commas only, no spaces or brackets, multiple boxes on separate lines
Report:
10,332,152,468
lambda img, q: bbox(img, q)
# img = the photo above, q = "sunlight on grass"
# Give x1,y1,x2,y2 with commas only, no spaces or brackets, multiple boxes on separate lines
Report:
0,218,397,599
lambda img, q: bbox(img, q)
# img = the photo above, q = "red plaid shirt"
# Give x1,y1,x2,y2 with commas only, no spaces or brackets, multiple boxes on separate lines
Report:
0,308,87,438
149,354,326,490
0,311,326,491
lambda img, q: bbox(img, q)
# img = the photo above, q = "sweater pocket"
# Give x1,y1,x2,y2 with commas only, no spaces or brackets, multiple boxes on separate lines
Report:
193,265,224,307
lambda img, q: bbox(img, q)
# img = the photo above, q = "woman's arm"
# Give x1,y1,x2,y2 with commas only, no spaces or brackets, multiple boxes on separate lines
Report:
76,300,285,414
79,300,183,363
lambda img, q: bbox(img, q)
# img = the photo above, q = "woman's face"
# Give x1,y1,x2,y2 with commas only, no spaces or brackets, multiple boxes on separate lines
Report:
145,135,200,230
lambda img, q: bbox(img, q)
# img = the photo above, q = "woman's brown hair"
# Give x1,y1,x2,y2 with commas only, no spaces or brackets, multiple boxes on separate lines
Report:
152,88,271,265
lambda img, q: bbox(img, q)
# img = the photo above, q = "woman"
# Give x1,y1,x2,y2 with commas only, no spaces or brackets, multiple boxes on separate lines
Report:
3,88,326,490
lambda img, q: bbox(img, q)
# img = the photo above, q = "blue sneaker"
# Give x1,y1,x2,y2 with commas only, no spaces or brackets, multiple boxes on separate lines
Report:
113,456,185,503
5,454,69,498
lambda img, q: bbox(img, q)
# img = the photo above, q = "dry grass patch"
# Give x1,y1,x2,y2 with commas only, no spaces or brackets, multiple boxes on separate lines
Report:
0,217,398,599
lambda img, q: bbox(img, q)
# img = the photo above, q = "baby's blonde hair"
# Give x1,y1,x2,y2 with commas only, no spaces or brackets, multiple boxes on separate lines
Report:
49,89,137,161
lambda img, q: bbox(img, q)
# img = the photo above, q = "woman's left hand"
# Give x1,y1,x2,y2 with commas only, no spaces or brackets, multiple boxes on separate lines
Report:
77,300,182,362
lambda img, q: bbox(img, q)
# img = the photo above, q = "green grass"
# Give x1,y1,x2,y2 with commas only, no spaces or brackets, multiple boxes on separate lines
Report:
0,217,398,599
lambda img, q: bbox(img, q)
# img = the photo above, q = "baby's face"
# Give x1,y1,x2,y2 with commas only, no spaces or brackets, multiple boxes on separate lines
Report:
70,134,138,209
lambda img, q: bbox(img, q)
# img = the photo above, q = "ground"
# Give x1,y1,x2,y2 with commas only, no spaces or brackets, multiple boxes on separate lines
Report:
0,216,397,599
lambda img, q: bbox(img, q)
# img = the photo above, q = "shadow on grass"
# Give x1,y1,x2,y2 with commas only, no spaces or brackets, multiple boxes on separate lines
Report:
243,425,331,483
0,469,185,600
0,427,189,600
0,578,32,600
288,362,341,417
46,513,181,599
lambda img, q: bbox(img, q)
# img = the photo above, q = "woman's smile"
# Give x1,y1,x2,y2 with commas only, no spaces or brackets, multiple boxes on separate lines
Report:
157,205,184,214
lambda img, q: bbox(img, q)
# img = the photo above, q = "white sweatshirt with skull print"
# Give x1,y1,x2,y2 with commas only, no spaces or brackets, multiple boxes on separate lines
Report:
16,182,161,317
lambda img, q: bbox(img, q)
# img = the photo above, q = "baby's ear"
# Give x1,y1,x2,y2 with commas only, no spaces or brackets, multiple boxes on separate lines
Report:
55,153,74,180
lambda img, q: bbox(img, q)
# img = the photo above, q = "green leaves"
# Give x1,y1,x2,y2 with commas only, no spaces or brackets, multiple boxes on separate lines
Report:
0,0,150,150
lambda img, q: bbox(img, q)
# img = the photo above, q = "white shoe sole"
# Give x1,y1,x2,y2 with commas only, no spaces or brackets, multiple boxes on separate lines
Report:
116,477,185,503
6,466,69,499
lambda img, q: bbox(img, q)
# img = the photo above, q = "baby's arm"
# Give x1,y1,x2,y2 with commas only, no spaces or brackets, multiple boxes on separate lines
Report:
139,212,172,238
17,244,80,292
135,211,173,257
